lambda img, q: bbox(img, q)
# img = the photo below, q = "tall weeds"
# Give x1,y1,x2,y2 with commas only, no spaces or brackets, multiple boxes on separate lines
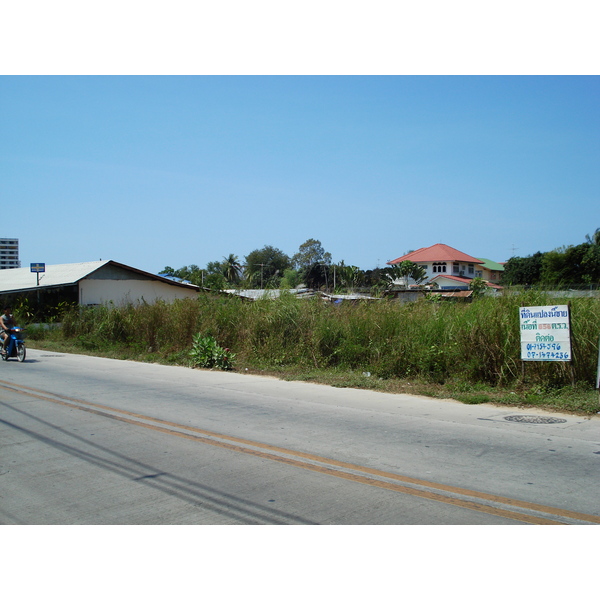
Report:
53,292,600,388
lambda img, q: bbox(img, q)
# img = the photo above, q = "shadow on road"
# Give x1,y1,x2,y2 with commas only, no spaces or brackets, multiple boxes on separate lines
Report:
1,401,317,525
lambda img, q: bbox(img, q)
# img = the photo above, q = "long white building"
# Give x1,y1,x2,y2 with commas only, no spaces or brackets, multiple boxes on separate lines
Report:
0,259,200,306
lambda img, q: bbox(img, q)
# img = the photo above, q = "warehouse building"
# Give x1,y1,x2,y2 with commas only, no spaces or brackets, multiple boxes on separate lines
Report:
0,260,200,308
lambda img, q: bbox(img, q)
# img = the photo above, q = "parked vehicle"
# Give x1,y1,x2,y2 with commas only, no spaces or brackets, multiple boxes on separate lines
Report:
1,327,26,362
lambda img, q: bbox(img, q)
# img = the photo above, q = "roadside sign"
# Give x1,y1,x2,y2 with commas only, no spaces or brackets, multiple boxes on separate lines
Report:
519,305,572,362
30,263,45,273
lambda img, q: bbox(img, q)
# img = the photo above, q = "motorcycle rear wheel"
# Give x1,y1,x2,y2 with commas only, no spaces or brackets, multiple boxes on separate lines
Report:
17,344,25,362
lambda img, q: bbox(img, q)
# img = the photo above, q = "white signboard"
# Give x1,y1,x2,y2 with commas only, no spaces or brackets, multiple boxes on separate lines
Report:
519,305,571,362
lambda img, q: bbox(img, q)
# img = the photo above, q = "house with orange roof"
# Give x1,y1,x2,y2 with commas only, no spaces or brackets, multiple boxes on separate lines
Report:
387,243,503,290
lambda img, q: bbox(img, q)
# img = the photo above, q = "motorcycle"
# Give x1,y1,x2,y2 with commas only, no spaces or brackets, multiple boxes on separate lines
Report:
1,327,26,362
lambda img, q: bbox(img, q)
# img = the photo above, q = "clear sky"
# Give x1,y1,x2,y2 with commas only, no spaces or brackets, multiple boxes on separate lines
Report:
1,75,598,275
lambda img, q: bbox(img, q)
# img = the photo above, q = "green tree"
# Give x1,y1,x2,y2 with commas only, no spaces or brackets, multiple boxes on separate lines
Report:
541,244,590,286
501,252,544,286
469,277,488,298
205,261,224,275
159,266,176,277
585,227,600,246
293,239,333,288
244,246,292,288
280,268,301,289
159,264,204,286
303,262,332,289
363,268,387,292
581,228,600,285
582,243,600,284
382,261,427,288
292,239,332,271
336,264,364,291
204,272,226,291
222,254,242,284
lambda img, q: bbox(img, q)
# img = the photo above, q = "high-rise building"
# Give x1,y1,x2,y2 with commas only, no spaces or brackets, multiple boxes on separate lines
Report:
0,238,20,269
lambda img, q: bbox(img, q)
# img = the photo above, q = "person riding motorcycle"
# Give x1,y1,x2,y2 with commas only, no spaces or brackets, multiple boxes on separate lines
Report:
1,306,16,354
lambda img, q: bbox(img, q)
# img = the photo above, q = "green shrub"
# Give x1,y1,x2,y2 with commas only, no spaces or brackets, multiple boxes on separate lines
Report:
189,334,235,370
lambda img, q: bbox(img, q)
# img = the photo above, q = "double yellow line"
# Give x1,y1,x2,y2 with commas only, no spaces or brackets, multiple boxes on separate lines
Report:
2,379,598,525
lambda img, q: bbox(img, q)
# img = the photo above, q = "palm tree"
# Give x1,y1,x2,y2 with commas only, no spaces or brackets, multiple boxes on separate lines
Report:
383,261,427,288
585,228,600,246
222,254,242,284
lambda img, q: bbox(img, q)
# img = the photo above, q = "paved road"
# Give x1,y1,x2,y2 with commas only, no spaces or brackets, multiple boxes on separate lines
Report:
1,349,598,524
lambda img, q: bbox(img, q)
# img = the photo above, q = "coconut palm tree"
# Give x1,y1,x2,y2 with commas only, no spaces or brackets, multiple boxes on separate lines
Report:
585,227,600,246
222,254,242,284
383,261,427,288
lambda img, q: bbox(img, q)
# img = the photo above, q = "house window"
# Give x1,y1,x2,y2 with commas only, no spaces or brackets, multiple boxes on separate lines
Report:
468,264,474,275
432,262,447,273
475,270,483,278
453,263,460,274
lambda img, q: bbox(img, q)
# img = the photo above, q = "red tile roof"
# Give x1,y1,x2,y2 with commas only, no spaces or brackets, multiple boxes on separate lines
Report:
388,243,484,265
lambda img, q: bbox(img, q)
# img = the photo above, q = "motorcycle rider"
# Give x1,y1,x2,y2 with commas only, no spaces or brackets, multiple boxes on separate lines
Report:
1,306,16,354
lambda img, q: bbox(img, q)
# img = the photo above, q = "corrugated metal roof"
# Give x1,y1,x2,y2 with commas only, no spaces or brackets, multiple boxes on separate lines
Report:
0,260,199,294
223,288,313,300
440,290,473,298
323,293,381,301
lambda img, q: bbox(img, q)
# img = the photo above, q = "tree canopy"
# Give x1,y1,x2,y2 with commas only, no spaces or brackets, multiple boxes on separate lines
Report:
292,239,332,271
501,228,600,287
381,261,427,288
160,227,600,294
159,264,204,286
244,246,292,288
292,239,333,288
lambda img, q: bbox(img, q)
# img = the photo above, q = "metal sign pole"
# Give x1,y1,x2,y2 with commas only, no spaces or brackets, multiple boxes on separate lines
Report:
568,301,575,387
30,263,45,278
596,334,600,390
596,334,600,413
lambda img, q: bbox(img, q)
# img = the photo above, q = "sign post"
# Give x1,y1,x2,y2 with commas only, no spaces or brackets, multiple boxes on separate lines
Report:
30,263,45,286
596,334,600,390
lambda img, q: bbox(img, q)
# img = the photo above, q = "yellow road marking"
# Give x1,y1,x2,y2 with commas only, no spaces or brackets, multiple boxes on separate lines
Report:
1,379,597,525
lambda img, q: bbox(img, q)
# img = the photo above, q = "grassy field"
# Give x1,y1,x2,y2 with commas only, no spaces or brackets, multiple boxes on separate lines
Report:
26,290,600,415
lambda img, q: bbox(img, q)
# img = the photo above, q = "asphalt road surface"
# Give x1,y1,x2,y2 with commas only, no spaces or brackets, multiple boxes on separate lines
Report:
1,349,599,525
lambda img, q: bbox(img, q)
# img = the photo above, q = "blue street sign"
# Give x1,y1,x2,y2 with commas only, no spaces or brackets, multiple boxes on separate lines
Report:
30,263,45,273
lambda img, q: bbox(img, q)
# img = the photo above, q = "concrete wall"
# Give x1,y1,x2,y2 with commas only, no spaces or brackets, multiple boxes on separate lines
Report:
79,279,198,305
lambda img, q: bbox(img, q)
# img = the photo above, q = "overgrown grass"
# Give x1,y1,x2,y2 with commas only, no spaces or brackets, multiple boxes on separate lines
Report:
26,291,600,415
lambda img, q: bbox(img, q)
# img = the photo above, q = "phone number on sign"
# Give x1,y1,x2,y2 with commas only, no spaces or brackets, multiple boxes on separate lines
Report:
526,343,564,351
525,351,570,360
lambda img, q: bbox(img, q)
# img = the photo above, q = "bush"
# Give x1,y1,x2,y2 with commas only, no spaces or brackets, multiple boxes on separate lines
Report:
189,334,235,370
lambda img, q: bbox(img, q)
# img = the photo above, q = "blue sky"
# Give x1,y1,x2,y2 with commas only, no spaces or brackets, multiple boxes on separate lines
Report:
1,75,598,275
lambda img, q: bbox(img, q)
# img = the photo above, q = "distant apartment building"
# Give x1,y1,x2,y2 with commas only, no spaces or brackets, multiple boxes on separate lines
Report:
0,238,20,269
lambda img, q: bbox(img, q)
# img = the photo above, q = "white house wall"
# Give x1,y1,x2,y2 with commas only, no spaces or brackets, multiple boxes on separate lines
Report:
392,262,475,286
430,276,470,289
79,279,198,305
